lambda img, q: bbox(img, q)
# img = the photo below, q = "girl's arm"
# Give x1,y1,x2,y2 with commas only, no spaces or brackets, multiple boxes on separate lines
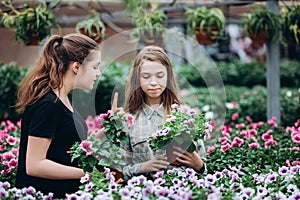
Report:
26,136,85,179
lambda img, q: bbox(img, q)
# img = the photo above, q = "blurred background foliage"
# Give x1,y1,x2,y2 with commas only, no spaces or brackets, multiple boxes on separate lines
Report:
1,60,299,127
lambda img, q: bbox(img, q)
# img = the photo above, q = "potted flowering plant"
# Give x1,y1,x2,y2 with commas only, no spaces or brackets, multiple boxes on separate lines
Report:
70,110,134,180
148,104,211,165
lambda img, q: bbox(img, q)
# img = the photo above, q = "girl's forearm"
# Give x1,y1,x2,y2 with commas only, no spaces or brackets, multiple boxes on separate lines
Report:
26,159,85,180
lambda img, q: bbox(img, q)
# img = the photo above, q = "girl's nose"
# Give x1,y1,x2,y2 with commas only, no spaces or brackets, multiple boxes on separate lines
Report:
149,76,158,85
96,71,101,77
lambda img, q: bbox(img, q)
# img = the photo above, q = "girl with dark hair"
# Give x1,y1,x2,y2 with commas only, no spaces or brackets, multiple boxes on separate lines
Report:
15,33,101,198
122,45,206,180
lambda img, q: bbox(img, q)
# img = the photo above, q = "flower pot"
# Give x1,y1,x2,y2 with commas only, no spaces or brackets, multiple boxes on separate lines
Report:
166,140,196,166
27,34,40,46
166,144,182,166
249,31,267,44
110,168,123,182
195,26,217,45
140,29,164,46
79,27,103,44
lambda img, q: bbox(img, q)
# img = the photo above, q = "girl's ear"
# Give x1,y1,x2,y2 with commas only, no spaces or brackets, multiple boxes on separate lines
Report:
71,62,80,75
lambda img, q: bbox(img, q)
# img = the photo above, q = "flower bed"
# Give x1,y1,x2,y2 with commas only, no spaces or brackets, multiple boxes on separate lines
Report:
1,115,299,199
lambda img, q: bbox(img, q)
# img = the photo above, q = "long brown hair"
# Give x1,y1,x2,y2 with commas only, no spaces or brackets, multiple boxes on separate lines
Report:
16,33,99,113
124,45,182,114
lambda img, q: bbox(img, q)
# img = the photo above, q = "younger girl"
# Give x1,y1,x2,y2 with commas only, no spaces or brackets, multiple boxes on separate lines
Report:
122,46,206,180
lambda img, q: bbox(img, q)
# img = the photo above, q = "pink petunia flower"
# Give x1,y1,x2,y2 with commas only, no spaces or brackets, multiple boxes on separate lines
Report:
80,141,93,155
291,146,300,151
245,116,253,123
220,143,231,152
8,158,18,168
127,114,134,127
6,136,17,146
231,113,239,121
292,134,300,145
218,136,228,144
231,137,244,147
249,143,259,149
264,139,277,148
268,117,278,127
262,130,273,141
235,123,245,129
207,144,218,155
248,129,257,137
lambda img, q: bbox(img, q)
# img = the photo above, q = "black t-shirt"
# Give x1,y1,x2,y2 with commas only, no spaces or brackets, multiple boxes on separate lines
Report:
15,91,87,198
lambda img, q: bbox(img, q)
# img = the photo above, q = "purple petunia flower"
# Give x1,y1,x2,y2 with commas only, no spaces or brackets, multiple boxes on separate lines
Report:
84,182,94,192
1,181,10,189
66,193,79,200
278,166,289,175
22,186,36,195
119,188,130,196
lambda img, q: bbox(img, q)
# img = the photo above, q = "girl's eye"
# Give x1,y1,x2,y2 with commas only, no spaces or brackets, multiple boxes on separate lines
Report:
157,73,165,78
93,66,99,70
142,74,150,79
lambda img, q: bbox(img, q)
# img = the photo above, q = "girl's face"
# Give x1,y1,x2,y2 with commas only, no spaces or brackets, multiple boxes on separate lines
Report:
75,50,101,90
140,60,167,105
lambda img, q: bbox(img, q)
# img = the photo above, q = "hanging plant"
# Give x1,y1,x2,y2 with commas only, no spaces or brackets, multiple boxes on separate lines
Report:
127,0,167,45
75,9,106,44
1,0,56,45
186,7,226,45
243,5,279,44
280,4,300,45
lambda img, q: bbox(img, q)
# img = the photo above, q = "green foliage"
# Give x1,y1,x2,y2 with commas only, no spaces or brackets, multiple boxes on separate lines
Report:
181,86,300,127
243,5,280,42
75,9,106,42
185,7,225,40
0,62,29,122
280,4,300,44
1,0,56,45
178,59,300,88
1,61,300,127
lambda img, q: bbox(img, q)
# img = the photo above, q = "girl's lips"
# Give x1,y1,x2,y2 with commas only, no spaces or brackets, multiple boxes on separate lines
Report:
149,89,160,92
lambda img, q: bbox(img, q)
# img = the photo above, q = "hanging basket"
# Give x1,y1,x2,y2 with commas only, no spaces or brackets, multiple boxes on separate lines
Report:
195,26,218,45
249,31,267,44
27,34,40,45
79,27,103,44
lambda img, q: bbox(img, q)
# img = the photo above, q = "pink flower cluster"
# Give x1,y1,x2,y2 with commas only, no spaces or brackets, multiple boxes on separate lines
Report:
286,119,300,145
0,120,21,175
209,116,285,154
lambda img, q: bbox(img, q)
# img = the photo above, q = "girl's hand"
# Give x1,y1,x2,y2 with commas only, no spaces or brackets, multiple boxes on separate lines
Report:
173,146,204,171
140,155,169,173
111,92,125,116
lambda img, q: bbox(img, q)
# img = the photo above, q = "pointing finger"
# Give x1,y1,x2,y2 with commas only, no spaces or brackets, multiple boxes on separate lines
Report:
111,92,118,112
